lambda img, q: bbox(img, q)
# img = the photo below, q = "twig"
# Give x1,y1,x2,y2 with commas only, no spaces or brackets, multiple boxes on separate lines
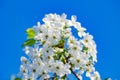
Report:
64,55,81,80
70,68,81,80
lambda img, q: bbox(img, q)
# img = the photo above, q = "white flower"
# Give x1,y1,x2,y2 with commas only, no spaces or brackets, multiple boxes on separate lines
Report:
24,46,31,54
71,15,86,37
61,13,67,22
52,61,71,77
82,33,93,46
21,56,29,65
71,15,77,24
20,65,28,76
22,74,35,80
32,22,41,34
63,27,72,38
78,27,86,37
86,71,101,80
70,52,89,70
40,73,50,80
42,13,61,23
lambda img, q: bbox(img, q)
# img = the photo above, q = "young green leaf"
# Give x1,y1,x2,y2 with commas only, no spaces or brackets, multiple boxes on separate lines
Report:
22,39,36,46
26,28,36,39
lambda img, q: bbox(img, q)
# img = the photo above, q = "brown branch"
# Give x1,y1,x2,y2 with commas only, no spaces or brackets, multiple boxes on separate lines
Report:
70,68,81,80
64,55,81,80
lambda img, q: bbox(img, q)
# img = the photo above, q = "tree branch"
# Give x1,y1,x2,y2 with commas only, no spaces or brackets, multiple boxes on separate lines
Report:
64,55,81,80
70,68,81,80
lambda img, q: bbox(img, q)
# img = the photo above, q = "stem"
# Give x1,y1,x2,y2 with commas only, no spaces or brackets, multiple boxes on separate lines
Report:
56,38,81,80
70,68,81,80
64,55,81,80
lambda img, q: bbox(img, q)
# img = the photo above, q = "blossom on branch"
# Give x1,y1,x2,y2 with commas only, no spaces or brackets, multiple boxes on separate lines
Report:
14,13,111,80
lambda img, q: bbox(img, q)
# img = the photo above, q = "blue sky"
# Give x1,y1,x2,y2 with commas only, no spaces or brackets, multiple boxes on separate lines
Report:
0,0,120,80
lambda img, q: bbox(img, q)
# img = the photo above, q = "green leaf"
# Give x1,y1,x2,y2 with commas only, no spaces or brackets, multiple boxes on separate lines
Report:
26,28,36,39
15,78,21,80
22,39,36,46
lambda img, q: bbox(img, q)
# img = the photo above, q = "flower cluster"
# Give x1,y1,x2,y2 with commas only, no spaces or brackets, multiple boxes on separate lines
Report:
18,13,101,80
